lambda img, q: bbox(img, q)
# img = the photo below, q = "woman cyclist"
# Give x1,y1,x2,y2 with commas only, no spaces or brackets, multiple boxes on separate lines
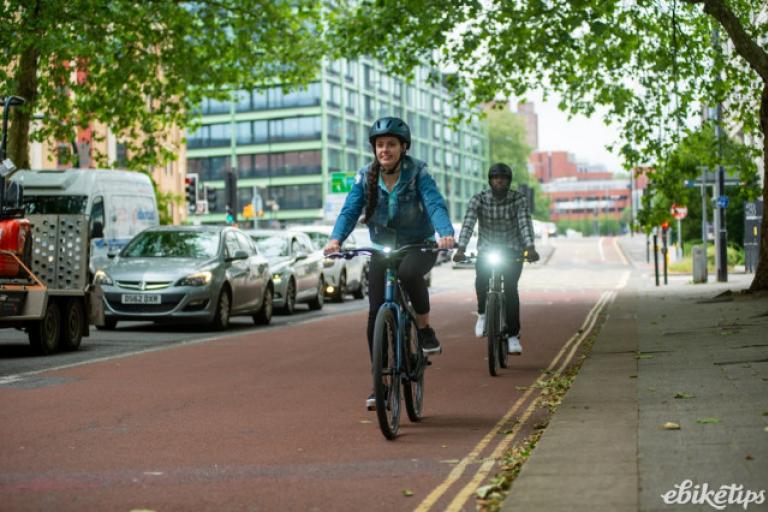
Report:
323,117,454,410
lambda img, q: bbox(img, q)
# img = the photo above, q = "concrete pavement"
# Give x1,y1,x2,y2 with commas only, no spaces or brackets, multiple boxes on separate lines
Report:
501,236,768,512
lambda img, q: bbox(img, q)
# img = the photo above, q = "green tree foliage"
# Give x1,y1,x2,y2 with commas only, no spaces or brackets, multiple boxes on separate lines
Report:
1,0,326,171
328,0,768,290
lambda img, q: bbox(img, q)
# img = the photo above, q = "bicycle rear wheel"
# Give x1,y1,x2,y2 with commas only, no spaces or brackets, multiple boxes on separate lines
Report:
403,319,425,422
372,307,401,439
486,293,500,376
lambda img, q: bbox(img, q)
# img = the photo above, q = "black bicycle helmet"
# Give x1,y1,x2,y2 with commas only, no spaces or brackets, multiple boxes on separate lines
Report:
368,117,411,149
488,163,513,184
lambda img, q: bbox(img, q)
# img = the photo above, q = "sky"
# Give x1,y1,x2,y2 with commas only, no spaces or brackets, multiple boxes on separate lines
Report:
522,90,627,174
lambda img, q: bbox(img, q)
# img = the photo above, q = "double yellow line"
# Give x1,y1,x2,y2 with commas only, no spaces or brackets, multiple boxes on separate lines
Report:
415,289,616,512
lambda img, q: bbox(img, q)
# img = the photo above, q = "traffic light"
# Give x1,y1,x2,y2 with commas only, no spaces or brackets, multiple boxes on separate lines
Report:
185,174,198,214
225,205,234,225
205,186,218,212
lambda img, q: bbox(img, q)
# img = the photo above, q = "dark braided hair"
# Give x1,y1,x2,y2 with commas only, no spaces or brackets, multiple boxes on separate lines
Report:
363,160,380,224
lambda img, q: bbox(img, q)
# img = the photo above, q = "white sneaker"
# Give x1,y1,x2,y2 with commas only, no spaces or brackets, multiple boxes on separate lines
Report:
507,336,522,355
474,314,486,338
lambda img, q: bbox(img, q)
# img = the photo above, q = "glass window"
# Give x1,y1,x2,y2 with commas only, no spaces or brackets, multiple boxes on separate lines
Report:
209,123,230,147
432,95,441,113
237,154,254,178
364,64,374,90
266,184,323,210
327,59,341,75
252,88,268,109
346,152,357,172
253,120,268,143
325,82,341,107
122,231,220,259
202,97,229,115
345,120,357,147
327,115,342,141
393,78,402,99
233,90,251,112
433,121,441,141
344,60,357,83
269,115,321,142
345,89,357,114
363,95,375,121
328,148,342,172
236,121,252,145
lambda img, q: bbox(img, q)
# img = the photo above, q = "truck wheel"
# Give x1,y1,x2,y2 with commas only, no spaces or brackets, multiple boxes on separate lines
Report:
29,299,61,355
61,299,85,351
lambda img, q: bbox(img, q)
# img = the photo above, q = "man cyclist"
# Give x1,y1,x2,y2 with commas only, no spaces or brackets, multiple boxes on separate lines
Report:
323,117,454,409
453,163,539,355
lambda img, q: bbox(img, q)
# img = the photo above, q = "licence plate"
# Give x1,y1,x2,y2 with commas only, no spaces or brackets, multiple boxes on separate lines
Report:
121,293,161,305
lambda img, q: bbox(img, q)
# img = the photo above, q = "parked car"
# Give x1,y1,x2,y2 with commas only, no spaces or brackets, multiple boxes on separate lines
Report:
245,229,325,314
93,225,273,330
293,225,369,301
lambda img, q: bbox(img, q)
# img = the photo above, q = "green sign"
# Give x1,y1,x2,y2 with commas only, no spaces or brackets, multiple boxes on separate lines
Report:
331,172,356,194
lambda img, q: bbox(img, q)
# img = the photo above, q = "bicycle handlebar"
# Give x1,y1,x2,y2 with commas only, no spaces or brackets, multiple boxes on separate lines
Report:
327,243,448,260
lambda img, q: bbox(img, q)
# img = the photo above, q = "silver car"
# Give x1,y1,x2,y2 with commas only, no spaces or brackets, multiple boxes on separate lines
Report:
293,225,369,302
93,226,273,330
246,229,325,314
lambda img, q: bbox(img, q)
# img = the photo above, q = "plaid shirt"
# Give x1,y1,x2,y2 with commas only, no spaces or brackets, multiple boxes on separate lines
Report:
457,189,535,252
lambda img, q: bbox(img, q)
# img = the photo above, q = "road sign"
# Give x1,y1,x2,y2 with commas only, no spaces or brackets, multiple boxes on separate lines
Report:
671,205,688,220
716,195,729,208
331,172,356,193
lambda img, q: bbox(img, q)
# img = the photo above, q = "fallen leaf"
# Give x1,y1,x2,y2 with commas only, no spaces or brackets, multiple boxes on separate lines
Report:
696,418,720,425
674,392,696,399
629,374,637,379
663,422,681,430
359,420,372,424
475,485,494,499
402,489,414,497
745,454,754,460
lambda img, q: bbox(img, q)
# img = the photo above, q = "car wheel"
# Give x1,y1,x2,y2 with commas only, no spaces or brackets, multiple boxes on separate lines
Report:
281,279,296,315
29,299,61,355
253,286,273,325
334,271,346,303
308,277,324,310
212,287,231,330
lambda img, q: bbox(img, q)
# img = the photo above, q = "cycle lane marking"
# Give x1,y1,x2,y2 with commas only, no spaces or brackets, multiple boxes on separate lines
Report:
415,288,614,511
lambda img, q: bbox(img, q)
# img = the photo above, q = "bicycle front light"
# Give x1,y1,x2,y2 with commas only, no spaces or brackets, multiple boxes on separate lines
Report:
382,246,392,254
488,252,502,265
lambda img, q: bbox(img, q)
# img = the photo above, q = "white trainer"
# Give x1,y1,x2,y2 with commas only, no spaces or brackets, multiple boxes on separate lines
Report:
507,336,522,355
474,314,486,338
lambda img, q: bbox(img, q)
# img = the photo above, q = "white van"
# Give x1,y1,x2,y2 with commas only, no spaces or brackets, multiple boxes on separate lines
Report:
12,169,159,273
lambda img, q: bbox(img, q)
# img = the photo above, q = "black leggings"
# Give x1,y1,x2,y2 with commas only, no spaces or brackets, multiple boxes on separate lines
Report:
366,248,437,359
475,249,524,337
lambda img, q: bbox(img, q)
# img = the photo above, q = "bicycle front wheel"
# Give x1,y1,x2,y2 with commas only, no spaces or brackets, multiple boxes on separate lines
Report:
486,293,500,376
403,319,425,422
372,307,401,439
498,296,510,369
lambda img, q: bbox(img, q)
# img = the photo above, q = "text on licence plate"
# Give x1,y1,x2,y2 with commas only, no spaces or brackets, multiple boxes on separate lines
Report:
121,294,162,305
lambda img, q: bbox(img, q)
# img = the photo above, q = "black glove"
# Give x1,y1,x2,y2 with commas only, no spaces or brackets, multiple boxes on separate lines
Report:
452,249,466,263
525,246,540,262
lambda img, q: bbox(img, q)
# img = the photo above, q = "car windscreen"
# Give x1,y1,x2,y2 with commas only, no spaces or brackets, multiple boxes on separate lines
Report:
121,231,220,258
252,236,289,258
22,195,88,215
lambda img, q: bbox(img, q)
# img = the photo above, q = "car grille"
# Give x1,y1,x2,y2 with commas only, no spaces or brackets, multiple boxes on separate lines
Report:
115,280,174,290
104,292,184,314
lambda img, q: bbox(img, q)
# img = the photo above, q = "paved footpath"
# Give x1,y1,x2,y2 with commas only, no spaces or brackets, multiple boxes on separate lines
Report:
502,236,768,512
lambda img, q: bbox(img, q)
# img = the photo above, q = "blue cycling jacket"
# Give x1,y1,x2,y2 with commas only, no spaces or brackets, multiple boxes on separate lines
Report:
331,156,454,247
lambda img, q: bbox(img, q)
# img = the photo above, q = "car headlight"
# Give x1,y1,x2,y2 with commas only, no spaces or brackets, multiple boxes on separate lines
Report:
177,271,212,287
272,273,283,283
323,258,335,268
488,252,502,265
93,270,113,285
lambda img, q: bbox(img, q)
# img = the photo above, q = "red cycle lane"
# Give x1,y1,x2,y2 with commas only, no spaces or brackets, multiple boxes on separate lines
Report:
0,285,603,511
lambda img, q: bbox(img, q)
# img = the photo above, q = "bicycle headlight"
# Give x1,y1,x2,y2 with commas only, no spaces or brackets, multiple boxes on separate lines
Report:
488,252,502,265
382,246,392,254
93,270,113,285
177,271,212,287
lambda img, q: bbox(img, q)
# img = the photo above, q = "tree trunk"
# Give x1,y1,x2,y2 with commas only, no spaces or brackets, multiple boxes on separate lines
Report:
749,83,768,291
7,44,39,170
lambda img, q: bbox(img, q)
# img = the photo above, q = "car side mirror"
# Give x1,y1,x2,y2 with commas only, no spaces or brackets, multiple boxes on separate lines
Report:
294,251,308,261
91,221,104,239
228,249,249,262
